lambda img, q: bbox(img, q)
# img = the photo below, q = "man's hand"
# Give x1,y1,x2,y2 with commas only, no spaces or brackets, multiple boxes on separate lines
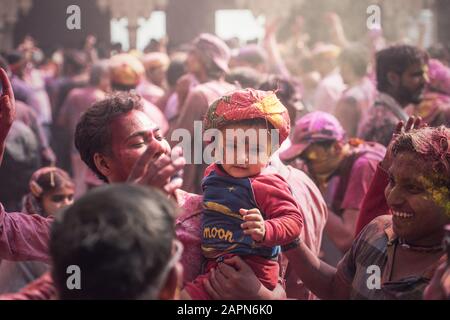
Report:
240,208,265,242
424,260,450,300
380,116,424,171
0,68,16,166
204,256,268,300
127,136,186,195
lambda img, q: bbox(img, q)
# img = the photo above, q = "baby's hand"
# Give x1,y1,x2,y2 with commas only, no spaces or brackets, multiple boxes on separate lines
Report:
240,208,265,242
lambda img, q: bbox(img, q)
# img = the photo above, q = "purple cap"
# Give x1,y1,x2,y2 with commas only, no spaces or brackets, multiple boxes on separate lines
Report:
192,33,230,73
279,111,345,161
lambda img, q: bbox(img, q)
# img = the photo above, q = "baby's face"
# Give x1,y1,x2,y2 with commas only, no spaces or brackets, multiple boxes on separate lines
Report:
219,123,272,178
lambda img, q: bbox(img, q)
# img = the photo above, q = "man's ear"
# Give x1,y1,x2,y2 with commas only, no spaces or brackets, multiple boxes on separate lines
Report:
387,71,400,88
158,263,183,300
93,153,111,179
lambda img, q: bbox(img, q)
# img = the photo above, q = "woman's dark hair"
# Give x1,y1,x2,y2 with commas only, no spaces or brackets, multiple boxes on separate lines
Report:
74,92,144,182
50,184,177,299
32,167,74,195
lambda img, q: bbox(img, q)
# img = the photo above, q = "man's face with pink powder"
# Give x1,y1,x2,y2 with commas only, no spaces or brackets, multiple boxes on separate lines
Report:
105,110,170,182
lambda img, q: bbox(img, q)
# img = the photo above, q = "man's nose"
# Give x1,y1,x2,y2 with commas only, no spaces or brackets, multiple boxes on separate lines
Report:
146,131,165,154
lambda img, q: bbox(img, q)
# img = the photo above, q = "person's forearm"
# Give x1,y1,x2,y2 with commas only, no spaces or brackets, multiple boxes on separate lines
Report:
284,242,343,300
324,210,354,253
0,208,52,263
264,36,290,78
332,26,349,48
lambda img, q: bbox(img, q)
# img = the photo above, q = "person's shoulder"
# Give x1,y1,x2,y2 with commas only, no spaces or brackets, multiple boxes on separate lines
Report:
356,214,392,243
352,142,386,167
323,72,345,88
175,189,203,223
69,86,86,96
344,85,366,101
186,85,209,103
176,73,196,87
63,87,86,103
251,171,290,189
195,80,236,97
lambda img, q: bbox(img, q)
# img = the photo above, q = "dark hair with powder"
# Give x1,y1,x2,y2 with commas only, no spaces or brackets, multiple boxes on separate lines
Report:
392,126,450,188
74,92,144,182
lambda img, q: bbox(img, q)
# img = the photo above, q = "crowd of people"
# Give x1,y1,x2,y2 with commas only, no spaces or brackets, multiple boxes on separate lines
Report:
0,12,449,300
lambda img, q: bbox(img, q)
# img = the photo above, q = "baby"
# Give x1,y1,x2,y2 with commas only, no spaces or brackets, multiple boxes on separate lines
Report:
182,88,304,299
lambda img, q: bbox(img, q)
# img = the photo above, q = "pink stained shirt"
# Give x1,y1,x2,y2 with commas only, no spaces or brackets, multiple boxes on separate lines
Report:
0,204,52,264
324,143,385,216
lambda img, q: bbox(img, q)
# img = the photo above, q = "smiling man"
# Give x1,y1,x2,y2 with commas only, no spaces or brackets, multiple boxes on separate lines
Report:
282,124,450,300
359,45,428,146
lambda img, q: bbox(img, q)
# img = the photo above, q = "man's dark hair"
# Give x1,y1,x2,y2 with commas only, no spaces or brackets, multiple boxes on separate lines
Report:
167,55,186,88
259,76,298,107
226,66,262,89
5,50,24,65
74,92,144,182
339,44,369,78
88,60,110,87
376,44,428,92
50,184,177,299
63,49,87,76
